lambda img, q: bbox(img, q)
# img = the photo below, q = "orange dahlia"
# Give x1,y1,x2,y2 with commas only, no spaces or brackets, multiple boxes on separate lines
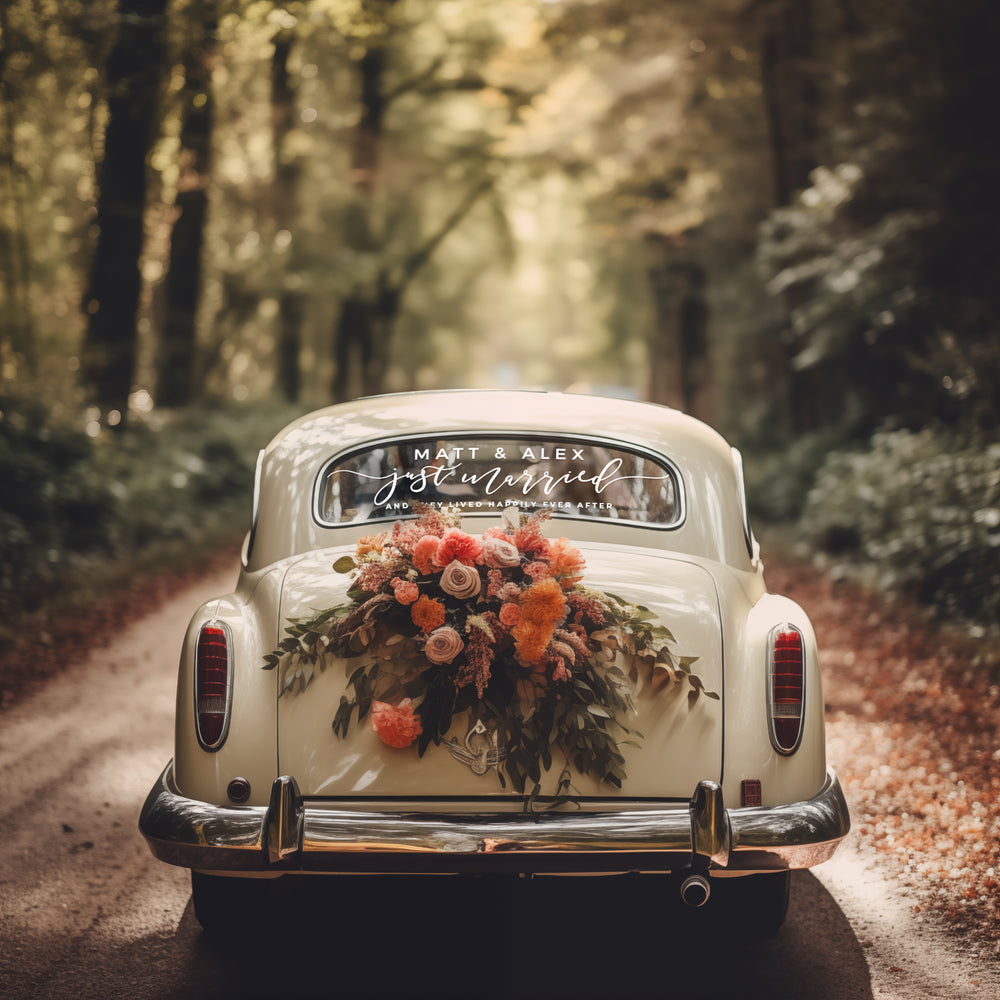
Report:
512,577,566,665
411,594,446,633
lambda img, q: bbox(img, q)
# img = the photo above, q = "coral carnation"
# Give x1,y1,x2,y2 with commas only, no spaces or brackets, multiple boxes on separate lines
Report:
512,515,552,559
412,535,442,575
370,698,422,748
548,537,586,588
436,528,483,567
524,560,552,581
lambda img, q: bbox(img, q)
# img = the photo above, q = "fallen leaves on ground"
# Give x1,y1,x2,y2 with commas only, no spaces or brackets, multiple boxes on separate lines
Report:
767,557,1000,955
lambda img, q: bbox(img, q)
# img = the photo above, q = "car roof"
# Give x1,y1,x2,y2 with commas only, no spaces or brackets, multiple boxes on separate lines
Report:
266,390,729,458
248,391,753,571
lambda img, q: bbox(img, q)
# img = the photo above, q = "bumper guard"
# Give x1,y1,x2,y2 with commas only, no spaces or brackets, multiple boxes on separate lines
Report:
139,763,850,876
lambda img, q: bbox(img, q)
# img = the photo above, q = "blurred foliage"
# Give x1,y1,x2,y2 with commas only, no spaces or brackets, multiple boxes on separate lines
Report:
741,430,846,524
0,390,299,647
753,0,1000,439
2,0,999,640
802,429,1000,628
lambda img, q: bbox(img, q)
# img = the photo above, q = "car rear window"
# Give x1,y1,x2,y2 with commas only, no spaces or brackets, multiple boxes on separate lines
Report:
315,436,680,527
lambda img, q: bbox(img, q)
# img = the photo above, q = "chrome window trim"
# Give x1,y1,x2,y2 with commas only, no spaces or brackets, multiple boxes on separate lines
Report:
731,447,754,560
310,431,687,532
243,449,265,569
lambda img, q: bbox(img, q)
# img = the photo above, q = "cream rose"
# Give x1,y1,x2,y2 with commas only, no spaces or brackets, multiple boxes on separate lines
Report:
424,626,464,664
439,560,482,600
480,536,521,569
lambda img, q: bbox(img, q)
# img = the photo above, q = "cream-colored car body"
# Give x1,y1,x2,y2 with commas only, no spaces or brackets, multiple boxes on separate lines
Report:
144,391,847,915
172,391,826,811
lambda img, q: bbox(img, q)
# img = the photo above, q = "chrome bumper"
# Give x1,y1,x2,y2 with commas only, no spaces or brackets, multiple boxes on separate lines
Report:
139,763,850,876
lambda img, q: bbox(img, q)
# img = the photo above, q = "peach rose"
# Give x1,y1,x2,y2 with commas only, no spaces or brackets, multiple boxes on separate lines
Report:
424,626,465,664
439,560,482,600
390,577,420,605
480,535,521,569
498,602,520,627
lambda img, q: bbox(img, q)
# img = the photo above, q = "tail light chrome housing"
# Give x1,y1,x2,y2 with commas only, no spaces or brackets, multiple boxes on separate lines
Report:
195,621,233,751
768,623,804,755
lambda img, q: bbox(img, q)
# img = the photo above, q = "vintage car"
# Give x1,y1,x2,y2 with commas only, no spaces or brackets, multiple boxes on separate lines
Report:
140,390,849,935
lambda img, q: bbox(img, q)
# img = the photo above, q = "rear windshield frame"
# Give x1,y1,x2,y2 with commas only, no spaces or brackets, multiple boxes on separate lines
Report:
312,432,686,531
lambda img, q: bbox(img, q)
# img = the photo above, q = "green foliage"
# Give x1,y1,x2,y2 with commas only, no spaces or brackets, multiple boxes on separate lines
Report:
0,394,108,600
742,429,850,523
757,164,938,434
802,429,1000,627
0,395,298,636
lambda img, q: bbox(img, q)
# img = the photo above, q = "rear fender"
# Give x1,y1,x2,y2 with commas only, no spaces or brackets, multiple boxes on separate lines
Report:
723,589,827,809
173,567,284,807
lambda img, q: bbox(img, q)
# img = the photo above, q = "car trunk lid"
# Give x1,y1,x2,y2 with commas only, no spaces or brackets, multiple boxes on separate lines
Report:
274,544,723,800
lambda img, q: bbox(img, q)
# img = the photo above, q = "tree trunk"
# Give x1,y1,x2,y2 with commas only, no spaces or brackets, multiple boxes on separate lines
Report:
271,29,305,402
81,0,169,424
156,0,218,408
0,4,38,377
331,39,389,402
757,0,827,431
758,0,821,205
332,296,374,403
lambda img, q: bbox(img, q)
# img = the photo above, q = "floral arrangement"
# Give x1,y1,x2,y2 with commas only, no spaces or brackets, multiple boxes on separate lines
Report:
264,507,714,802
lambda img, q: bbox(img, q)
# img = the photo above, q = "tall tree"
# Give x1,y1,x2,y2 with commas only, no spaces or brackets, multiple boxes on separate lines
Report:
270,18,305,403
756,0,822,206
329,0,514,400
156,0,220,408
0,1,37,377
81,0,169,424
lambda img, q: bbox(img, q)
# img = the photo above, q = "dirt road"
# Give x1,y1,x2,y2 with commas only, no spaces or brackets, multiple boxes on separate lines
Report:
0,565,996,999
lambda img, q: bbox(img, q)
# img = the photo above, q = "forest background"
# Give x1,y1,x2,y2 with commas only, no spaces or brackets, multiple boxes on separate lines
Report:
1,0,999,681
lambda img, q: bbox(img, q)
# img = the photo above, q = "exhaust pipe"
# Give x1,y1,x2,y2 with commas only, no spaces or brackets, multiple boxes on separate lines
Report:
680,873,711,908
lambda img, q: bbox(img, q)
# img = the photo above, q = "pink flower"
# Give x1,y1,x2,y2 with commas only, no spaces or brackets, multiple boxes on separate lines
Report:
389,520,423,555
486,568,505,598
370,699,422,748
479,535,521,569
424,626,464,664
390,577,419,605
455,612,499,697
524,560,552,581
355,560,395,594
440,560,482,600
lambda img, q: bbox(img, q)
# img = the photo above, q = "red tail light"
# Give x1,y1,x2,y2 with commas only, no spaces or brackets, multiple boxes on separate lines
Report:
196,623,231,750
769,623,804,754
